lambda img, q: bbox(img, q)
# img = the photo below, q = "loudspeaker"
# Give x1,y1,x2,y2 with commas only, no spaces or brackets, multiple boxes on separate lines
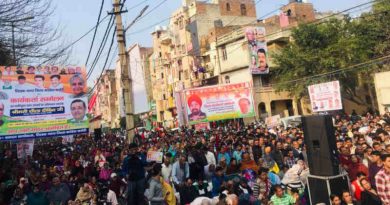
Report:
307,173,350,205
301,115,339,176
94,128,102,141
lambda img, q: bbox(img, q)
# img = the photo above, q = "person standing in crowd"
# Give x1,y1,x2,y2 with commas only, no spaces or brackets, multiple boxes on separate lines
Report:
179,178,198,205
330,194,342,205
351,172,366,201
252,138,263,164
26,185,49,205
161,152,173,183
212,166,226,197
205,146,216,166
75,181,94,204
172,153,190,189
253,167,272,204
147,165,168,205
348,154,369,181
270,185,298,205
360,178,382,205
341,190,359,205
233,144,243,164
123,143,146,205
369,151,383,188
375,154,390,205
47,177,71,205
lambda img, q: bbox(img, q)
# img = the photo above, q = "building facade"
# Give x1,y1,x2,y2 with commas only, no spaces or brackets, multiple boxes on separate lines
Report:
90,69,118,128
149,0,258,127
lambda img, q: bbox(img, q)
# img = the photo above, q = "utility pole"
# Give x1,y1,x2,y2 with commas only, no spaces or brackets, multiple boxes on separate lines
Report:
5,16,34,64
112,0,135,142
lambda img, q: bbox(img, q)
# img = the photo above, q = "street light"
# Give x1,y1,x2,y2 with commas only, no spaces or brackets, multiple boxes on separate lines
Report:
5,16,35,64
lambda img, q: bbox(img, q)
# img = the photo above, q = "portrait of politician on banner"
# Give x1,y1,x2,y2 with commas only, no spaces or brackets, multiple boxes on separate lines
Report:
185,82,255,125
245,27,269,75
0,65,89,141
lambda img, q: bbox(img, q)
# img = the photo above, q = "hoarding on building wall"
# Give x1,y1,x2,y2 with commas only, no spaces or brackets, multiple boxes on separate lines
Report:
185,82,255,125
308,80,343,112
0,65,89,141
245,27,269,74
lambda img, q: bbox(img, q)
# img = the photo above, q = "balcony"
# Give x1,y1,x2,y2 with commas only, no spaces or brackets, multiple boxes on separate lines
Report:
168,97,176,109
160,32,173,45
266,29,291,44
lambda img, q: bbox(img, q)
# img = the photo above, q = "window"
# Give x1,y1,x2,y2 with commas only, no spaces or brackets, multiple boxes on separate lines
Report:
161,72,164,79
163,94,166,100
226,3,231,11
240,4,247,16
261,75,271,87
159,111,164,121
221,46,227,61
253,76,261,88
178,19,183,30
225,76,230,84
179,71,183,80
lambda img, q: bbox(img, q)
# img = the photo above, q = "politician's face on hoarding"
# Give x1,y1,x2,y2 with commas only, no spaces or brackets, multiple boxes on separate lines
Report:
70,75,85,95
50,75,61,88
239,98,250,114
257,49,267,71
0,103,4,117
256,28,265,42
190,100,201,115
71,100,86,121
246,29,255,42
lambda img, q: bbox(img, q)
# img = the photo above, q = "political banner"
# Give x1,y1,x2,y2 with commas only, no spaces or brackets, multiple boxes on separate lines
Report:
245,27,269,74
265,115,281,128
17,139,34,159
0,65,89,141
308,81,342,112
195,122,210,131
185,82,255,125
147,151,163,163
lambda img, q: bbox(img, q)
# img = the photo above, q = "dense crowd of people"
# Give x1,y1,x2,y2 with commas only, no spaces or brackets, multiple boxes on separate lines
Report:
0,109,390,205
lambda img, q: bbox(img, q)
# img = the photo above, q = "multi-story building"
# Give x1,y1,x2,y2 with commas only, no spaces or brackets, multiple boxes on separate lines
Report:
200,1,316,119
202,1,368,119
90,69,118,128
115,44,152,127
149,0,258,127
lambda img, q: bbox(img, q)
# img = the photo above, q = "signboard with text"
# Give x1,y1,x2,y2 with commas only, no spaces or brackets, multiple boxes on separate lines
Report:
185,82,255,125
0,65,89,140
308,81,342,112
265,115,281,128
147,151,163,163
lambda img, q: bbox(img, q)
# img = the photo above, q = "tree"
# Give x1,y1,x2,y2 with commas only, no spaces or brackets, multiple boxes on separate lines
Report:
271,7,388,107
0,0,68,65
0,41,13,65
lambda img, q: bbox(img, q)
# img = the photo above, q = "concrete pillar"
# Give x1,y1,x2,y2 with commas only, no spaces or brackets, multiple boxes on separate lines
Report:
292,99,299,115
265,101,272,117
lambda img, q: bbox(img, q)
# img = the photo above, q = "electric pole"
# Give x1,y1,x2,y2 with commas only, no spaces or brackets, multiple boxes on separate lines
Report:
112,0,134,142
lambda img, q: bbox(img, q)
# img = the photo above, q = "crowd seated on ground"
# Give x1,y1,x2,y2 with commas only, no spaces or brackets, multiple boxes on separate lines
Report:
0,109,389,205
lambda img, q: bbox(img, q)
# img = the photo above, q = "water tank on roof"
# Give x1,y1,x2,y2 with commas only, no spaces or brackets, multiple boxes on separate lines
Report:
155,26,162,32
